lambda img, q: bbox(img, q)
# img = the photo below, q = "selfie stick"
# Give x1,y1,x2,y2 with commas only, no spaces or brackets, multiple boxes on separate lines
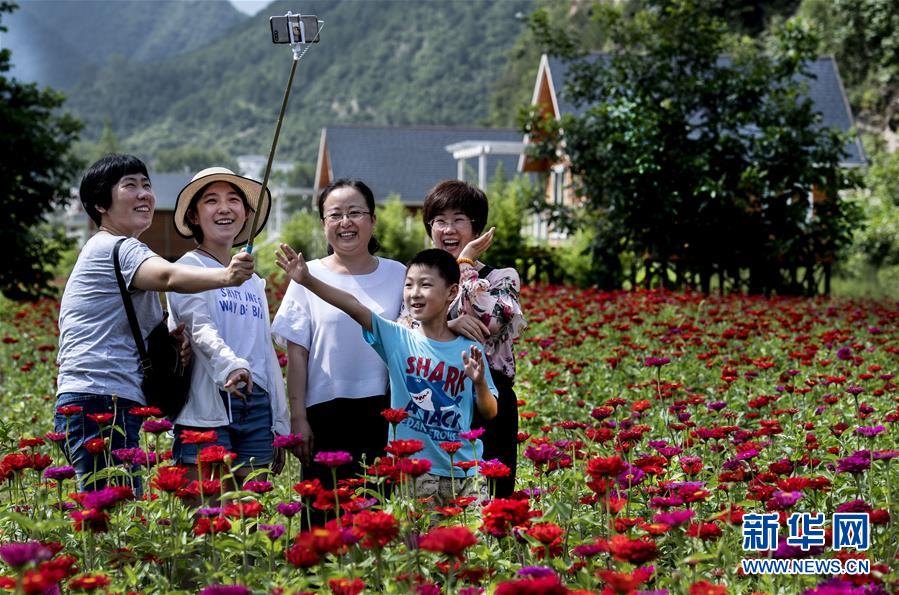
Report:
245,13,319,254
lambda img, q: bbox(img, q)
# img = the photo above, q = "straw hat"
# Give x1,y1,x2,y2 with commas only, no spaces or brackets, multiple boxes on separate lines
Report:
173,167,271,247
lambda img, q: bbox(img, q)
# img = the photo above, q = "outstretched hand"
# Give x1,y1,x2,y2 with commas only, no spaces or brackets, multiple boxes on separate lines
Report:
276,243,310,285
458,226,496,264
462,344,486,384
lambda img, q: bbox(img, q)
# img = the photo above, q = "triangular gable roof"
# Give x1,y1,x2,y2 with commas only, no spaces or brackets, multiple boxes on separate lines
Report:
316,125,522,206
527,53,865,167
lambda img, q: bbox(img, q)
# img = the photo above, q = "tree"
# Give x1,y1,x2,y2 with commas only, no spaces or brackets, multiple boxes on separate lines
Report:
374,197,427,264
154,145,238,174
0,2,83,300
526,0,858,294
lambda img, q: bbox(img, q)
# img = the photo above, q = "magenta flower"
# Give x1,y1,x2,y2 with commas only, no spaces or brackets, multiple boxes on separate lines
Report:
199,586,251,595
617,464,646,490
142,419,173,433
854,425,885,438
314,451,353,467
273,433,303,449
459,428,485,441
0,541,52,568
276,502,303,517
243,481,273,494
258,524,286,540
771,491,803,508
846,386,864,396
644,357,671,367
836,454,870,475
43,466,76,481
653,509,694,527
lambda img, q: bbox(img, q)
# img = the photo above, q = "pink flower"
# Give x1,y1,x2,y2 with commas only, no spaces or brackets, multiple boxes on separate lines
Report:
314,451,353,467
459,428,485,441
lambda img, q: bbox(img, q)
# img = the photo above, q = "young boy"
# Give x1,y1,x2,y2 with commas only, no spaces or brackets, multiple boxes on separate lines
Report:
276,245,498,505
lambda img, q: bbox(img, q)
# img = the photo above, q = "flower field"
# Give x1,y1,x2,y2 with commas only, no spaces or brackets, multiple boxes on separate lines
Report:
0,285,897,594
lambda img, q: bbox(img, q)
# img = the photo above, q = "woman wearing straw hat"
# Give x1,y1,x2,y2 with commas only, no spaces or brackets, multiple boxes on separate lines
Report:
55,155,256,493
167,167,290,486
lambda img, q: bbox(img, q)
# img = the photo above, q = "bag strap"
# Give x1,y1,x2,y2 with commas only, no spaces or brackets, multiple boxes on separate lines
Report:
112,238,152,374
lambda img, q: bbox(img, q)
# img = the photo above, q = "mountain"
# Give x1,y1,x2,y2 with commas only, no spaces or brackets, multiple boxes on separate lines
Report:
12,0,533,164
2,0,248,89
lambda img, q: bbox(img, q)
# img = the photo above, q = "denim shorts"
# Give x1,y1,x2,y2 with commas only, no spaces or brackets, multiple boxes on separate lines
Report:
53,392,143,493
172,386,274,468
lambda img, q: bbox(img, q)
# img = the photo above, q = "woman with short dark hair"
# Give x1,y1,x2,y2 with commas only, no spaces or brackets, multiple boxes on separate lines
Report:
55,155,255,492
406,179,527,498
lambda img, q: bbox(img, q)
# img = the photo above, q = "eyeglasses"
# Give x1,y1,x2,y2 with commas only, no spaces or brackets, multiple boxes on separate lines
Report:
323,210,371,223
429,216,474,231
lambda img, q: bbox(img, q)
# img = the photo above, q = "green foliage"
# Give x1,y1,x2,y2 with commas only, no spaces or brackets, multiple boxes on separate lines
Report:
526,0,859,295
484,170,537,270
798,0,899,124
0,3,83,300
154,145,239,174
52,0,532,163
280,210,330,261
374,196,427,264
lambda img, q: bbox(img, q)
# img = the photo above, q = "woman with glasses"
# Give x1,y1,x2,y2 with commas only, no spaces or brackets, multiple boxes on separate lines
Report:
271,179,405,511
403,179,526,498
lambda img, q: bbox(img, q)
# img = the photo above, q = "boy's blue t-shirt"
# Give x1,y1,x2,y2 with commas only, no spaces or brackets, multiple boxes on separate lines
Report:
363,313,498,477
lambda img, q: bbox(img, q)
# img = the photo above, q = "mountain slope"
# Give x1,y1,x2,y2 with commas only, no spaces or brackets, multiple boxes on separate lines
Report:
62,0,534,162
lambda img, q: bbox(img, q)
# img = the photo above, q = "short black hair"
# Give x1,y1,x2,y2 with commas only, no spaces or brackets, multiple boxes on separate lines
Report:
317,178,380,254
184,181,253,244
421,180,488,237
406,248,460,286
79,154,149,225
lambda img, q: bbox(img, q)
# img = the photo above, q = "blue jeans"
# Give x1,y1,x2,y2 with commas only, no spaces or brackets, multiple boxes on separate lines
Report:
53,392,143,494
173,386,274,468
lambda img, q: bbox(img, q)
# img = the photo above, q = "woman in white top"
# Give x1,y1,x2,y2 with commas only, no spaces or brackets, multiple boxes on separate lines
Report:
167,167,290,486
271,179,405,501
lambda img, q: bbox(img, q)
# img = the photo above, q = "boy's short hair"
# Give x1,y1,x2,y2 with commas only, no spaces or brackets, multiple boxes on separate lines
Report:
407,249,460,286
421,180,488,237
79,154,150,225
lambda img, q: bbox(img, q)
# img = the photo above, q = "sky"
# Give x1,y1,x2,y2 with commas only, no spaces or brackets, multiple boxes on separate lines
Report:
229,0,271,15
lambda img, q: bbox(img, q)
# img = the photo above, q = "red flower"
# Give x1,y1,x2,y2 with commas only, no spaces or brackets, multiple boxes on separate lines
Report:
352,510,399,549
328,577,365,595
607,535,658,565
129,406,163,417
686,522,723,541
385,439,425,458
56,405,83,416
293,479,323,497
494,575,568,595
84,438,107,455
193,516,231,536
440,441,463,454
689,580,728,595
19,437,45,449
381,408,410,424
419,526,477,559
224,500,263,518
198,445,235,464
151,466,189,493
68,573,111,591
479,459,511,478
586,455,625,477
481,498,533,537
526,522,564,545
86,413,114,425
397,457,432,478
180,430,218,444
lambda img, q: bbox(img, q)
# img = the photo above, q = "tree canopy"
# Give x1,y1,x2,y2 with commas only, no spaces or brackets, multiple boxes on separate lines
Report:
1,2,83,300
525,0,859,294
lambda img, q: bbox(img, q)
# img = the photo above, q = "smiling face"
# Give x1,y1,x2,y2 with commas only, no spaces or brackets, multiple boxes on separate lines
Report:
428,209,476,259
320,186,375,257
403,263,458,324
188,181,248,247
98,174,155,238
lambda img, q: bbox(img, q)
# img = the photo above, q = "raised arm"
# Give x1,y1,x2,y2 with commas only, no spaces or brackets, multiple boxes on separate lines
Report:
276,243,373,332
132,251,254,293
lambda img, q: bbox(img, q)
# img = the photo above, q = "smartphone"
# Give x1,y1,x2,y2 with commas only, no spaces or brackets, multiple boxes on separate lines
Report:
270,15,320,44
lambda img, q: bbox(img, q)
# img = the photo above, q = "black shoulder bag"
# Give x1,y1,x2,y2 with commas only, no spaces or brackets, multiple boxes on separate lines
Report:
113,238,190,419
